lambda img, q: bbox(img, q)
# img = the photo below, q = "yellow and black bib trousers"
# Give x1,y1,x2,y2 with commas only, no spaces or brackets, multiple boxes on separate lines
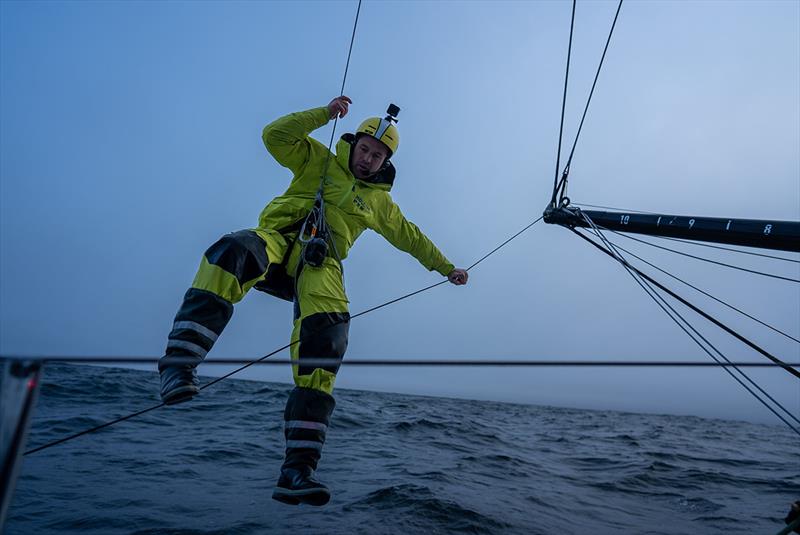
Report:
160,228,346,473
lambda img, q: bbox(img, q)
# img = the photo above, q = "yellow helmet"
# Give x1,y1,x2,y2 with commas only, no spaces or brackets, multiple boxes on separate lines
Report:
355,104,400,156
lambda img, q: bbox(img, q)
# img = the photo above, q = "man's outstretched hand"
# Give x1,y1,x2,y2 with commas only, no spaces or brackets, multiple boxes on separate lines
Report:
328,95,352,119
448,268,468,285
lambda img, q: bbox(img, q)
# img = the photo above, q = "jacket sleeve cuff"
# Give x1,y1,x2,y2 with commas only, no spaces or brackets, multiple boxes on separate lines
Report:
435,262,455,277
312,106,332,128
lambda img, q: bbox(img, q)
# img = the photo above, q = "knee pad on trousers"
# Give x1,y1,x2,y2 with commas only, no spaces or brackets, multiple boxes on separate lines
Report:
297,312,350,376
204,230,269,286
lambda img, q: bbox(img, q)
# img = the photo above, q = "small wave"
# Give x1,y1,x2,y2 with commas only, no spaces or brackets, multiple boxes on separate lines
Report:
391,418,450,432
675,497,724,513
613,433,640,446
331,412,372,430
344,484,513,533
252,385,280,395
460,428,501,443
646,460,679,471
130,528,254,535
35,415,105,435
566,456,636,470
525,494,552,508
589,480,684,499
646,450,766,469
399,467,452,482
43,514,134,531
37,381,89,400
184,448,259,465
690,515,741,525
539,435,568,443
460,453,531,470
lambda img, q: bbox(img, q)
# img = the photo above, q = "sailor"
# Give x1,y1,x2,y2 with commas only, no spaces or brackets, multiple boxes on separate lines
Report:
157,95,468,506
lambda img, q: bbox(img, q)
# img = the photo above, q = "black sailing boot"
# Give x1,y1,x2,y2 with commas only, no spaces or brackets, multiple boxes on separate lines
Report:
272,387,336,506
159,363,199,405
159,288,233,405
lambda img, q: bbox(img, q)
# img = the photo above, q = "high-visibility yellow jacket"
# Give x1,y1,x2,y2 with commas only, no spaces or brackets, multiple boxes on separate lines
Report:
258,106,454,277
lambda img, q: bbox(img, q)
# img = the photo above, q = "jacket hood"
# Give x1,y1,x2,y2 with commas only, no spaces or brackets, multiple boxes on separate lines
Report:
336,133,395,191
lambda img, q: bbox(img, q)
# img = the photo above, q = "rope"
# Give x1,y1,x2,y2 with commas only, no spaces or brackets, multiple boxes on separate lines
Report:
551,0,576,206
466,216,542,271
319,0,362,182
298,0,362,273
606,227,800,283
604,237,800,344
23,216,544,456
575,220,800,434
554,0,624,203
24,403,165,456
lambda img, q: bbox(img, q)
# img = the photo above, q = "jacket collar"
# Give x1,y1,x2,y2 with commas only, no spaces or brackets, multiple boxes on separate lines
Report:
336,133,395,191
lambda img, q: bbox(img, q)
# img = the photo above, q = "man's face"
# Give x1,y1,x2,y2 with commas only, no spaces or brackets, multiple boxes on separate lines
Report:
351,135,389,179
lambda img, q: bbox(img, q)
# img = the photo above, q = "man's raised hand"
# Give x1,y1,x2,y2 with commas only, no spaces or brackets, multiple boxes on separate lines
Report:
448,268,469,286
328,96,352,119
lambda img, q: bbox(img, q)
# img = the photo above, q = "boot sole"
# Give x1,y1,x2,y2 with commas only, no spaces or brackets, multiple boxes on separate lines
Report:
162,385,199,405
272,487,330,506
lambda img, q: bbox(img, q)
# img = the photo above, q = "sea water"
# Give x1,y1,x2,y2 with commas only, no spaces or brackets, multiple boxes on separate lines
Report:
5,364,798,534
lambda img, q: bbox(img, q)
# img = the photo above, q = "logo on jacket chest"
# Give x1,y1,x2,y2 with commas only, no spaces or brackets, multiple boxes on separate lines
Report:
352,194,372,214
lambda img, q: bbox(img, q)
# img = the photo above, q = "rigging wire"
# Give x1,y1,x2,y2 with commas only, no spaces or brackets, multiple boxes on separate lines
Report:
542,0,800,435
572,201,657,214
649,235,800,264
551,0,577,206
578,227,800,434
542,0,800,436
23,403,166,457
297,0,362,289
567,223,800,379
23,215,545,456
466,217,542,271
604,227,800,283
602,237,800,344
575,218,800,433
318,0,362,182
578,215,800,425
8,356,798,367
554,0,624,203
581,235,800,435
578,226,800,433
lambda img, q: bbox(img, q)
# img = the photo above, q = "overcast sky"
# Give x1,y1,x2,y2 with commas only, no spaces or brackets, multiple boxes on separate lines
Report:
1,0,798,426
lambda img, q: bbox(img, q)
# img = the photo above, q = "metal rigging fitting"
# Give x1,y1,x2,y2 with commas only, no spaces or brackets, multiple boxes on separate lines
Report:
298,191,330,268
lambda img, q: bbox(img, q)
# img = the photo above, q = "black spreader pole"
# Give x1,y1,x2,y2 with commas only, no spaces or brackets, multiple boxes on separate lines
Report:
544,206,800,253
